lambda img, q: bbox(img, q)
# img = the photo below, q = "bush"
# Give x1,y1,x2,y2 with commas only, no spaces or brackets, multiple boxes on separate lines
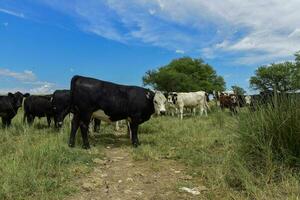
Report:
226,95,300,192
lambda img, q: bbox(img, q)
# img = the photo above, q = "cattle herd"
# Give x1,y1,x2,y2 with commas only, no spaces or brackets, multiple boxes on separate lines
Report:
0,75,288,149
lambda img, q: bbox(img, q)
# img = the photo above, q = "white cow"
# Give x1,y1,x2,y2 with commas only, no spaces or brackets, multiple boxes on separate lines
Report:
168,91,208,120
245,95,251,105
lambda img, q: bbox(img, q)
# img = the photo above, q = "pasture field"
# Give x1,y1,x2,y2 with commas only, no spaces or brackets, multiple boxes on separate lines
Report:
0,103,299,199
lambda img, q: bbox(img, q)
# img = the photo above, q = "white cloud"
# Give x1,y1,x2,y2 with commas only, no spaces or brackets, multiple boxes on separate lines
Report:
175,49,185,54
0,68,56,94
0,8,25,18
16,0,300,64
29,82,55,94
0,68,36,81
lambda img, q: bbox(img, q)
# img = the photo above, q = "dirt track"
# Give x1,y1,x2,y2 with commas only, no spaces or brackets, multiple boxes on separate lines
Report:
67,132,203,200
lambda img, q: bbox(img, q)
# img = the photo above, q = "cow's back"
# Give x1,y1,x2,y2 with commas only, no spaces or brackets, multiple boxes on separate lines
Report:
177,91,205,107
71,75,154,122
24,96,53,117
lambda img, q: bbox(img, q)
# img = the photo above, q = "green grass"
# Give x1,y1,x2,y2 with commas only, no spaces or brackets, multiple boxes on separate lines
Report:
1,99,300,200
133,103,300,199
0,111,101,200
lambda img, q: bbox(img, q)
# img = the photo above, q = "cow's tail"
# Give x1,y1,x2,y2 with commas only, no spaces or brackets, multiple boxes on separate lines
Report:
70,75,80,114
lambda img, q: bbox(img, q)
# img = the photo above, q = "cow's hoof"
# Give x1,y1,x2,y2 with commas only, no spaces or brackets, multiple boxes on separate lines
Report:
68,143,75,148
133,143,138,148
82,144,91,149
132,142,140,148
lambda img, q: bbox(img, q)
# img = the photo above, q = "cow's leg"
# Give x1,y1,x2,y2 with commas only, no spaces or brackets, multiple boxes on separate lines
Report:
27,115,34,125
204,107,208,117
46,115,51,127
69,113,80,148
179,106,184,120
199,106,203,116
6,118,11,126
130,122,139,147
2,117,9,127
192,108,196,116
80,121,90,149
93,119,101,133
115,121,120,131
127,121,132,139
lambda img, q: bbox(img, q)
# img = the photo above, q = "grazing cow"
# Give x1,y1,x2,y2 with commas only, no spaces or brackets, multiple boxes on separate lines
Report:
0,92,28,127
24,95,54,126
245,95,251,106
168,91,208,120
69,75,167,149
219,93,238,114
52,90,71,128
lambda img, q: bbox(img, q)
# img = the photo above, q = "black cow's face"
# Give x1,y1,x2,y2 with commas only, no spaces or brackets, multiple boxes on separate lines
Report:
9,92,25,108
52,102,70,128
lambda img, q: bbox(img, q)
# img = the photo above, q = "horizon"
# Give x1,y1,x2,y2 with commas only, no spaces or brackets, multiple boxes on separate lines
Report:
1,1,300,94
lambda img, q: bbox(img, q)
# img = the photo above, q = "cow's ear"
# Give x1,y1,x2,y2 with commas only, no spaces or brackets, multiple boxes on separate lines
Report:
146,91,152,99
24,93,30,97
8,92,14,98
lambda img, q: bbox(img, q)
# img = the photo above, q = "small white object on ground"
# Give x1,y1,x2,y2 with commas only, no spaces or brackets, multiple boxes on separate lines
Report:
179,187,200,195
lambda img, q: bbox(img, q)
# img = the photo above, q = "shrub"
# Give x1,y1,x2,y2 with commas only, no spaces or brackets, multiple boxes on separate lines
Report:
226,95,300,192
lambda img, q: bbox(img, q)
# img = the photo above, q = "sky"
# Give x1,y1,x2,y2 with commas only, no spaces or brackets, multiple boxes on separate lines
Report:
1,0,300,94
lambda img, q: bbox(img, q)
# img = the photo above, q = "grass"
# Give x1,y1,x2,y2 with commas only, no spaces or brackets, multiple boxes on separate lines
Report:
0,110,101,200
1,99,300,199
133,101,300,199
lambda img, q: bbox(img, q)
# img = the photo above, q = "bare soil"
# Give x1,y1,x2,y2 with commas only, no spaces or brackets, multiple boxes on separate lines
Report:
66,131,204,200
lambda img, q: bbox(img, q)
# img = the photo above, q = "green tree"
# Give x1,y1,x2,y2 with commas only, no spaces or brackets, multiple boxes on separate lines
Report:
293,52,300,89
250,61,299,93
142,57,225,93
232,85,246,95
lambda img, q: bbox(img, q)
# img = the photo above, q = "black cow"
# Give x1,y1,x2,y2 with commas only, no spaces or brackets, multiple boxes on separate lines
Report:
0,92,28,127
52,90,71,128
237,95,246,107
249,91,274,111
69,75,167,149
23,95,54,126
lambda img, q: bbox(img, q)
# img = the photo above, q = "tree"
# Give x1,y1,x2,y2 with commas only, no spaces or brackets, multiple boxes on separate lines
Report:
142,57,225,93
250,61,299,93
293,52,300,89
232,85,246,95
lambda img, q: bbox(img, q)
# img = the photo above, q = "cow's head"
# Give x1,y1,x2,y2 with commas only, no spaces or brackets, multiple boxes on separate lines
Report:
245,95,251,105
167,92,177,104
8,92,28,109
153,91,167,115
52,100,70,128
230,94,238,104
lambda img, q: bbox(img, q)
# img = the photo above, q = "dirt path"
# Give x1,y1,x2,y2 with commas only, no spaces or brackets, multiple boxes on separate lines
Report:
67,133,204,200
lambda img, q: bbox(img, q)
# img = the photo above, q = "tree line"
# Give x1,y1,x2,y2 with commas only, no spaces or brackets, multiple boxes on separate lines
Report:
142,53,300,94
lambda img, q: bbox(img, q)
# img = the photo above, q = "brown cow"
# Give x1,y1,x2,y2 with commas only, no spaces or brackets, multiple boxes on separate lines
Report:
219,93,238,114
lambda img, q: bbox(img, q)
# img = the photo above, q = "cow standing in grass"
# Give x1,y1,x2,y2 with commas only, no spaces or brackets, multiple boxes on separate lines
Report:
0,92,28,127
69,75,167,149
219,93,238,114
167,91,209,120
23,95,54,126
52,90,71,128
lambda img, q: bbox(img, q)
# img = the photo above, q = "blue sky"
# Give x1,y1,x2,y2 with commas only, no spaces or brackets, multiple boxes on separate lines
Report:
1,0,300,94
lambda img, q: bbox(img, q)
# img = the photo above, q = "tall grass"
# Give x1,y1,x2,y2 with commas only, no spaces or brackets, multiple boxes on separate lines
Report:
226,95,300,197
0,112,98,200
